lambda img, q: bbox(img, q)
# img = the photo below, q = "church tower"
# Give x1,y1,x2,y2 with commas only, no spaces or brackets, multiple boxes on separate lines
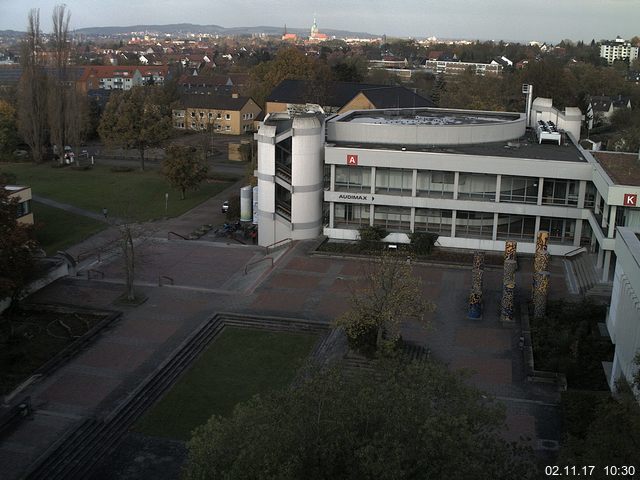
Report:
310,15,318,38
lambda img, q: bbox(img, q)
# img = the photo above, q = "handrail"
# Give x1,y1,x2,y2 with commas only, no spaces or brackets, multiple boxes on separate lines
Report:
168,231,189,240
244,257,274,275
158,275,174,286
87,269,104,280
265,238,292,255
76,250,101,263
563,246,586,258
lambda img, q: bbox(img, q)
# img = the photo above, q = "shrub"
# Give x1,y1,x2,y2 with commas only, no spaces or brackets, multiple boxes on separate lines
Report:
409,231,439,255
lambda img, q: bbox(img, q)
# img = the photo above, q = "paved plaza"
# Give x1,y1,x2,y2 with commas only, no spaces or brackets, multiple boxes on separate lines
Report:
0,192,569,478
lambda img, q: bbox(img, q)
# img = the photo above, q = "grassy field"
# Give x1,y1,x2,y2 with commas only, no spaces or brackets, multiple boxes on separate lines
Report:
32,201,107,254
133,327,318,441
1,163,236,222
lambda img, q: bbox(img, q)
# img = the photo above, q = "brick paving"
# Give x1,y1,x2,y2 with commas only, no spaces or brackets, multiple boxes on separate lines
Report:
0,187,570,477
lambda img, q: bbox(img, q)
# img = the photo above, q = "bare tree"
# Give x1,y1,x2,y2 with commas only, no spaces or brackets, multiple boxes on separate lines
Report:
17,9,48,163
48,4,86,161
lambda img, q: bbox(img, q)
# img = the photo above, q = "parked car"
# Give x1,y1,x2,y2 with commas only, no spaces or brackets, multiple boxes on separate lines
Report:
221,200,229,213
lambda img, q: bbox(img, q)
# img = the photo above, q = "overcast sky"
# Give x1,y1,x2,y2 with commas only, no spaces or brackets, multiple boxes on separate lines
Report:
1,0,637,43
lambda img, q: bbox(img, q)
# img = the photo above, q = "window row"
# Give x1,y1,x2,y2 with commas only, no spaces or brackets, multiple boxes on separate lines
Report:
190,111,232,120
333,167,581,206
332,204,575,244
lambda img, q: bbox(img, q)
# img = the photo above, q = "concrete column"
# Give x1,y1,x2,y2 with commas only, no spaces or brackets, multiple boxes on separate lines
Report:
602,202,609,228
602,250,612,282
492,212,498,241
410,207,415,232
495,174,501,203
370,167,376,195
595,191,601,215
451,210,457,237
537,177,544,206
453,172,460,200
412,169,417,197
330,164,336,191
329,202,335,228
369,203,374,226
578,180,586,209
597,246,604,268
534,216,541,243
574,219,583,247
608,206,617,238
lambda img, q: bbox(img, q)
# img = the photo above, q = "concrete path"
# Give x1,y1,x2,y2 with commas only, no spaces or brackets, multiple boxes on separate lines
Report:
32,194,110,223
0,185,568,478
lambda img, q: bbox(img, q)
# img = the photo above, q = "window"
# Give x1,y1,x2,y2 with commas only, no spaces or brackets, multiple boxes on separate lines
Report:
199,112,205,118
373,206,411,231
225,113,231,120
496,214,536,240
334,203,370,228
458,173,496,201
190,111,195,117
455,211,494,239
225,125,230,131
16,200,31,218
417,171,454,198
500,176,538,204
375,168,412,196
414,208,452,235
335,166,371,192
541,179,578,206
217,113,221,119
539,217,575,244
208,112,213,119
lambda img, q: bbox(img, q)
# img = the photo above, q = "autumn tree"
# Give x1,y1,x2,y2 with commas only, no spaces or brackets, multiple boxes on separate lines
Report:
0,180,38,317
335,252,433,356
16,9,48,163
98,86,172,171
161,145,209,200
0,100,20,159
184,360,537,480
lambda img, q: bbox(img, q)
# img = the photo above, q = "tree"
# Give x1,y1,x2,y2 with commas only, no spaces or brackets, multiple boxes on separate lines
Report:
161,145,209,200
98,86,172,171
0,100,20,158
184,360,537,480
0,180,38,318
335,252,433,356
16,9,48,163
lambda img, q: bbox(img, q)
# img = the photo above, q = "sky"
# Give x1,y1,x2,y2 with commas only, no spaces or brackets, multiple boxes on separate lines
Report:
0,0,637,43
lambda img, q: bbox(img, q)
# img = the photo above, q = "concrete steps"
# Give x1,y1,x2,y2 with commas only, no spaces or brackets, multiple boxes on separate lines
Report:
566,252,612,302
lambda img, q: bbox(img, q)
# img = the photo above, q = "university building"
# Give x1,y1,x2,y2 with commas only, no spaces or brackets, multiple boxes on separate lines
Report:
256,98,640,285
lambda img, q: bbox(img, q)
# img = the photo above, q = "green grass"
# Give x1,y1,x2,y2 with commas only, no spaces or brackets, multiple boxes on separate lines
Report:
1,163,235,222
133,327,318,440
32,201,107,254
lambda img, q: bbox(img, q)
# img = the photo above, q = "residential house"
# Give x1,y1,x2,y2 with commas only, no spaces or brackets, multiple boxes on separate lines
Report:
5,185,34,225
78,66,168,92
588,95,632,129
265,79,434,115
423,59,503,76
173,94,261,134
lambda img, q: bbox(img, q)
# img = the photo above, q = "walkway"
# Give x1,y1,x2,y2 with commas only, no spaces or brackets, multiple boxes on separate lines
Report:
0,190,568,478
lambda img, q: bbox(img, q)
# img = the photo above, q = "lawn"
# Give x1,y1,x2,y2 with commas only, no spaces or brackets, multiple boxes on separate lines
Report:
32,201,107,254
1,163,236,222
133,327,318,441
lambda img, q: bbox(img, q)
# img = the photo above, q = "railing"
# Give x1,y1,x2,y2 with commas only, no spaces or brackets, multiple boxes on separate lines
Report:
244,257,274,275
87,269,105,280
563,246,586,258
167,231,189,240
76,250,101,263
158,275,174,286
265,238,292,255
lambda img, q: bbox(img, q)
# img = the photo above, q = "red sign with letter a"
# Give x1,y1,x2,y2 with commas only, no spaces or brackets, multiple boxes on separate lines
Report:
624,193,637,207
346,154,358,166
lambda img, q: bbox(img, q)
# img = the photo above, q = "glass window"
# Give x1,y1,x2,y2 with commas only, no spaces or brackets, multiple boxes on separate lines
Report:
225,113,231,120
416,171,454,198
414,208,452,236
458,173,496,201
500,176,539,204
375,168,412,196
455,211,494,239
496,214,536,240
373,206,411,231
584,182,596,209
334,203,370,229
335,166,371,192
539,217,575,244
542,179,578,206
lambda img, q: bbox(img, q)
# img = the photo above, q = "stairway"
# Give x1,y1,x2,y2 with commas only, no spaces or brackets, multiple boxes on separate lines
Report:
565,252,612,302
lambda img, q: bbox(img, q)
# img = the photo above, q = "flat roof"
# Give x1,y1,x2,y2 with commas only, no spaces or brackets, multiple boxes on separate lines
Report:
592,151,640,186
339,108,521,126
330,130,587,163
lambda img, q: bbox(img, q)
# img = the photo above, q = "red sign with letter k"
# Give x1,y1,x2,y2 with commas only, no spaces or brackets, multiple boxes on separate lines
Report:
624,193,637,207
346,154,358,166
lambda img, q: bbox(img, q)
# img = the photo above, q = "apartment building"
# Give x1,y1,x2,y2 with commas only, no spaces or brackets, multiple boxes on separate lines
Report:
600,37,639,65
173,94,261,135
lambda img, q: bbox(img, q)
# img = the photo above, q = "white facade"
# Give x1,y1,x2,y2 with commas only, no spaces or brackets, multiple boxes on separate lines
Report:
255,102,640,281
600,40,639,65
607,227,640,397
